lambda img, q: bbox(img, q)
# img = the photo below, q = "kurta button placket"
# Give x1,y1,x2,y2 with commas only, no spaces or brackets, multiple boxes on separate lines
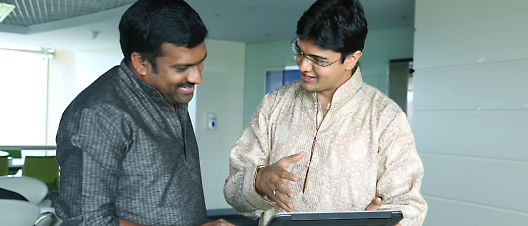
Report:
152,91,157,95
173,124,178,128
165,109,170,112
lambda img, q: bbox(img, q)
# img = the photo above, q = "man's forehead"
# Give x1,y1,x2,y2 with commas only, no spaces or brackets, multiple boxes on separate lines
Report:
157,42,206,65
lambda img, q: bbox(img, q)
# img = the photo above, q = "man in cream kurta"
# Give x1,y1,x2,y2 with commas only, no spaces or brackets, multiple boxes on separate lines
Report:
224,69,427,226
224,1,427,226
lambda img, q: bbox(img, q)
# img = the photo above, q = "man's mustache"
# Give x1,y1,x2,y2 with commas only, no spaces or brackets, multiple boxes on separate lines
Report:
176,81,195,88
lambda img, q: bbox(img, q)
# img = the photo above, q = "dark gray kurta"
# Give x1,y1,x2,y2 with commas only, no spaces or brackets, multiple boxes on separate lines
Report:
56,61,207,226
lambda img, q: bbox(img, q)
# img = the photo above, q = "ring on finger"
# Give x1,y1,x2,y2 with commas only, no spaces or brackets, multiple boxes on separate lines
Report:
273,189,278,196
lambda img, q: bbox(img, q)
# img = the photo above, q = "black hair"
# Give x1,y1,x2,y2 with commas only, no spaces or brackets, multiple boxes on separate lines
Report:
296,0,368,63
119,0,208,73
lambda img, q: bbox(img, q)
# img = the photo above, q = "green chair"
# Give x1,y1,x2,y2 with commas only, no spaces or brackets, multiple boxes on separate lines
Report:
0,149,22,158
0,156,8,176
1,149,23,175
22,156,60,191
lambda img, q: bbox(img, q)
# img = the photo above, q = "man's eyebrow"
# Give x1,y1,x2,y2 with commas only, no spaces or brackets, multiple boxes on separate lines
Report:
308,54,328,60
295,43,328,60
172,53,207,67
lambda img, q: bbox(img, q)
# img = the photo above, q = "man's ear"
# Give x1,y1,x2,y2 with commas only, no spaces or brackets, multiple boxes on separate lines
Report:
344,51,362,71
130,52,148,76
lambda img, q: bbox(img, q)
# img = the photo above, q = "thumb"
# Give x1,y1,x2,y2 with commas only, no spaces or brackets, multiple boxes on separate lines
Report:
365,196,382,211
280,151,304,168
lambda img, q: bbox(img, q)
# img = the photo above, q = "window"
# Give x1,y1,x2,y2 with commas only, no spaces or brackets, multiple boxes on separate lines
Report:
265,66,300,94
0,44,51,145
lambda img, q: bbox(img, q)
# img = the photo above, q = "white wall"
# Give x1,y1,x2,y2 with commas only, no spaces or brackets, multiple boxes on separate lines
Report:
74,48,123,93
195,39,246,209
361,25,414,93
413,0,528,225
47,49,77,144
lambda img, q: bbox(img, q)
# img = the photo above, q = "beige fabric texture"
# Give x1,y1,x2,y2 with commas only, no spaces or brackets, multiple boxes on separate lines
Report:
224,69,427,226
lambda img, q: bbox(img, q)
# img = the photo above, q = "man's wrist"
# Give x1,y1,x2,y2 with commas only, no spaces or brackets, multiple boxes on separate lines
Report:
254,165,266,196
256,165,266,173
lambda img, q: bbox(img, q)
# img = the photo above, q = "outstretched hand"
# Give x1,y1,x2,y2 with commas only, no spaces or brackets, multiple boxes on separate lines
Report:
365,197,401,226
255,151,305,212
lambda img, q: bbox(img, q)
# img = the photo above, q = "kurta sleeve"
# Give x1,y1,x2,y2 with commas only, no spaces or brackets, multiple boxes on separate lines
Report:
224,97,278,220
56,108,127,226
376,111,428,226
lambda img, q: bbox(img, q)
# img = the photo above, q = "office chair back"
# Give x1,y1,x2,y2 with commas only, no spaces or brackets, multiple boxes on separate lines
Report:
0,199,41,226
0,156,8,176
0,176,48,205
22,156,60,191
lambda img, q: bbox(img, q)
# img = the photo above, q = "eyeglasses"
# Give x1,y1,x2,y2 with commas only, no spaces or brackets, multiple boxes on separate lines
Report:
290,38,340,68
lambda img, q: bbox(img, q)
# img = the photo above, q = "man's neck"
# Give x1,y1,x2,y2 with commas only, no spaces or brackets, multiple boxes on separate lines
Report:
316,69,356,116
316,91,333,117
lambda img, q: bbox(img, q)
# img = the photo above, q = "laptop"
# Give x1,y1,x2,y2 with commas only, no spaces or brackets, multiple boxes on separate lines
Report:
265,210,403,226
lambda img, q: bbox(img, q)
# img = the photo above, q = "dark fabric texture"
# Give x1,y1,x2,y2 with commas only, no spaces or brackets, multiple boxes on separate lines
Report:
55,61,207,226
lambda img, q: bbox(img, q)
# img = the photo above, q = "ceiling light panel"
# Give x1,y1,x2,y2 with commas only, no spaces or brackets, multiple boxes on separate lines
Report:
2,0,137,26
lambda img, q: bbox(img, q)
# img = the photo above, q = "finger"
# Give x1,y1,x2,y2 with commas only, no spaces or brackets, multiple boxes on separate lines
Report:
265,182,278,198
219,219,236,226
273,180,295,198
212,219,225,226
272,190,295,212
277,168,299,182
201,219,227,226
214,219,236,226
365,196,382,211
279,151,305,167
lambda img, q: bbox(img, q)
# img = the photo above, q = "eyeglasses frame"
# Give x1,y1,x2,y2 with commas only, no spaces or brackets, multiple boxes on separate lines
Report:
290,38,341,68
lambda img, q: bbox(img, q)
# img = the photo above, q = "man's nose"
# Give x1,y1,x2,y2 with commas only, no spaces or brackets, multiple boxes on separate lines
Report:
298,56,313,72
187,67,202,85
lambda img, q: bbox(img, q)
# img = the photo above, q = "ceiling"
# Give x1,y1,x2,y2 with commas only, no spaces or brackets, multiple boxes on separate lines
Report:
0,0,415,51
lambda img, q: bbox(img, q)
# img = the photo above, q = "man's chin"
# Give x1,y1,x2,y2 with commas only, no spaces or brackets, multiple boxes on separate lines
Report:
174,93,194,104
301,83,316,92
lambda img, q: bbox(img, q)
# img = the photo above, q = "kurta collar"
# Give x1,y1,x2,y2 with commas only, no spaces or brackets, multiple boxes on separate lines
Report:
304,67,364,108
331,67,364,107
118,60,158,96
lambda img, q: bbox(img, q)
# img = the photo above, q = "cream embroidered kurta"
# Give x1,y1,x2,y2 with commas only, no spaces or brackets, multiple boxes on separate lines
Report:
224,69,427,226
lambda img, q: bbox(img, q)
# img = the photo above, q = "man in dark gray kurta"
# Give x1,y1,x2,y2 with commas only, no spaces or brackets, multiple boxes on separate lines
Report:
56,61,206,225
55,1,234,226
